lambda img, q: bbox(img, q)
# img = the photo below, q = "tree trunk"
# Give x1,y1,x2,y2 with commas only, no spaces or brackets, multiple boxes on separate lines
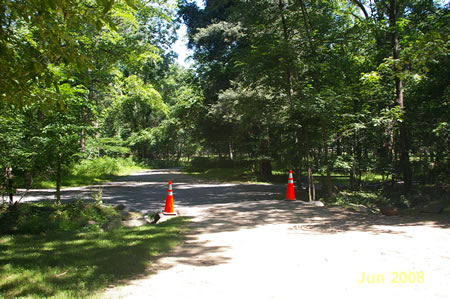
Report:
321,120,332,197
296,0,312,42
278,0,294,103
81,107,87,152
311,170,316,201
307,154,316,201
350,139,356,190
229,139,234,160
350,167,355,191
81,128,86,152
94,120,100,157
260,159,272,178
25,171,33,189
56,152,62,205
308,166,312,202
177,143,183,161
336,137,342,156
389,0,412,192
4,167,14,205
354,131,362,190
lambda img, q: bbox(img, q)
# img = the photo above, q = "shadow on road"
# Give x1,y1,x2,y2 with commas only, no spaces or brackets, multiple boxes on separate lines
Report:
19,169,450,276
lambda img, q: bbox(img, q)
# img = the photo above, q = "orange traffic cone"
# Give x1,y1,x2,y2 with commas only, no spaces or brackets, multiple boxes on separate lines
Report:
286,170,295,200
163,180,177,215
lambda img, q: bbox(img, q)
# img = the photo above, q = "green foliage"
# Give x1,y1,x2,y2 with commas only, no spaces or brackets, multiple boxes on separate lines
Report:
0,0,168,107
71,157,135,178
179,0,449,192
1,0,449,206
17,157,142,189
102,74,168,138
0,0,183,194
86,137,131,157
0,201,118,235
333,191,390,209
332,155,354,172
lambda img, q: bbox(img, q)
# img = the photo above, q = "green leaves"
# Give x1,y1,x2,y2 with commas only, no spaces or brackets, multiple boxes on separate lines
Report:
432,122,449,138
0,0,169,107
102,0,116,14
124,0,139,10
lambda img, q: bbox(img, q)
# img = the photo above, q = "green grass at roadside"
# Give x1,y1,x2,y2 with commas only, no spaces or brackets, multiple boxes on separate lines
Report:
0,212,186,298
185,167,354,185
26,156,385,189
183,165,449,213
183,167,267,183
20,157,144,189
326,191,388,208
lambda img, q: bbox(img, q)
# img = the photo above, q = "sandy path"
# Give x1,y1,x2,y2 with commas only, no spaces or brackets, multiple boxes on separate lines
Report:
93,170,450,299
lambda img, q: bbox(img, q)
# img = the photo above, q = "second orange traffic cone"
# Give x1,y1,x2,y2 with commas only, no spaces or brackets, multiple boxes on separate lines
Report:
163,180,177,215
286,170,295,200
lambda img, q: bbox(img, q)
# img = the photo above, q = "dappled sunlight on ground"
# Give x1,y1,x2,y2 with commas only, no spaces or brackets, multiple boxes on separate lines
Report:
19,169,450,299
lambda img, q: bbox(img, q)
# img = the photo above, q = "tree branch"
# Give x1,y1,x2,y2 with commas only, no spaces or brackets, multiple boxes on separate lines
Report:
352,0,369,19
295,0,312,40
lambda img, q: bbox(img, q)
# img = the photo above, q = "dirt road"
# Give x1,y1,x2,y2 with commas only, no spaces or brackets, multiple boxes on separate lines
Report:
20,169,450,298
18,169,283,214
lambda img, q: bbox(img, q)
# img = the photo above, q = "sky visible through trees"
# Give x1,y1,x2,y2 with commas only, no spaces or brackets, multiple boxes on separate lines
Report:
171,0,203,67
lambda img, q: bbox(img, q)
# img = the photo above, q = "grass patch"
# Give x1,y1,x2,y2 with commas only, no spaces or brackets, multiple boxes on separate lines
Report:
145,159,187,169
23,157,144,189
324,187,450,215
183,166,350,185
326,191,388,209
183,167,264,183
0,202,186,298
0,201,117,235
184,166,354,185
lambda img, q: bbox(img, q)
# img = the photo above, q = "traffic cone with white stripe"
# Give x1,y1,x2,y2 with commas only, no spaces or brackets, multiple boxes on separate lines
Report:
286,170,296,200
163,180,177,215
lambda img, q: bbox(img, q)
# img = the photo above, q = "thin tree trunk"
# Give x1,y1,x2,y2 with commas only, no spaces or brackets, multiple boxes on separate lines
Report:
296,0,313,42
385,119,394,163
350,139,356,190
25,171,33,189
56,152,62,205
307,154,316,201
321,119,332,197
308,165,312,202
5,167,14,205
336,137,342,156
355,131,362,190
389,0,411,192
311,166,316,201
278,0,294,104
81,128,86,152
177,143,183,161
350,167,355,190
229,139,234,160
81,107,86,152
94,120,100,157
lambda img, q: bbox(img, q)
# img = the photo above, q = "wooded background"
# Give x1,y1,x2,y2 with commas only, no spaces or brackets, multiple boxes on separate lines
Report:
1,0,448,202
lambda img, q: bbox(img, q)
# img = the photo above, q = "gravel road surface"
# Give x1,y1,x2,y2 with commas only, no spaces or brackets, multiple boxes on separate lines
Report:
18,169,450,298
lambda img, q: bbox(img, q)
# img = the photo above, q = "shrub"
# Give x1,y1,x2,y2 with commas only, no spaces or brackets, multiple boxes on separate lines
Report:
331,191,390,208
71,157,140,177
0,201,118,235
